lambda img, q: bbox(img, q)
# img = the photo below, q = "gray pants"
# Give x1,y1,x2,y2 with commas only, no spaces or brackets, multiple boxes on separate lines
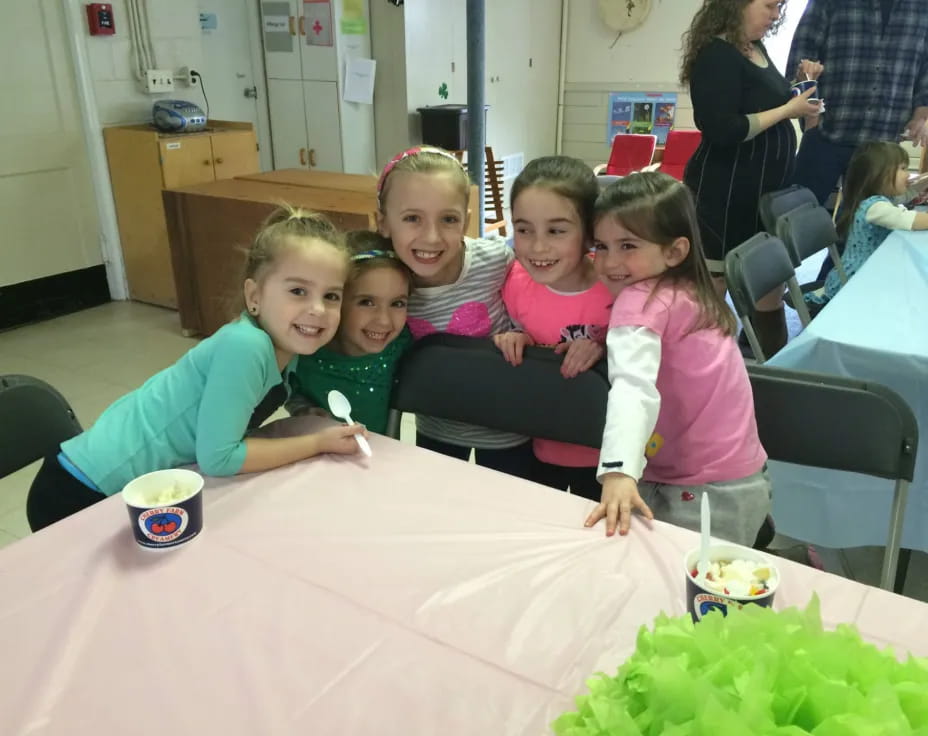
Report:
638,468,772,547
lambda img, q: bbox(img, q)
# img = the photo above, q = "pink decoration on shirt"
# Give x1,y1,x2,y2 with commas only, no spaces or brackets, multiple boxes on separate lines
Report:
681,491,695,502
407,302,493,340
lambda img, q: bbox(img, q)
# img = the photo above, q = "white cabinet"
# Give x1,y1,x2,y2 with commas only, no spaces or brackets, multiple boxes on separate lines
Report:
261,0,374,174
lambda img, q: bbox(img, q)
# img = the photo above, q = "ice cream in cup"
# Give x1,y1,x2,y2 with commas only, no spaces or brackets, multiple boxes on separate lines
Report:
122,469,204,549
684,543,779,622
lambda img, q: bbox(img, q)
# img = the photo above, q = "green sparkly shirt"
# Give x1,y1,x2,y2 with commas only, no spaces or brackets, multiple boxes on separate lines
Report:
291,328,413,434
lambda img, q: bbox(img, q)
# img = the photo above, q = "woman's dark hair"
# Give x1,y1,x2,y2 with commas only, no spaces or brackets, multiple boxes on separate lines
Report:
509,155,599,242
593,172,737,336
836,141,909,240
680,0,787,84
344,230,413,293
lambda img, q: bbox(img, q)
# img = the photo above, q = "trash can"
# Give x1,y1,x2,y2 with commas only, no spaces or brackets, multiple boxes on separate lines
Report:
417,104,490,151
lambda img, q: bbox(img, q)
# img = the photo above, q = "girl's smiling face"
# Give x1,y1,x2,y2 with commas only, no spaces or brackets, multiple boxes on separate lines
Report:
592,216,688,296
334,265,410,356
377,171,469,287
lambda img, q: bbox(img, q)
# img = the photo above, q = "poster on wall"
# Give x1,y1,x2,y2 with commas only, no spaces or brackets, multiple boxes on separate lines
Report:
607,92,677,145
304,0,333,47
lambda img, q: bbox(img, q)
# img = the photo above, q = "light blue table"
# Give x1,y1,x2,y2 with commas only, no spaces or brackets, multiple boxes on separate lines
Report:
768,231,928,552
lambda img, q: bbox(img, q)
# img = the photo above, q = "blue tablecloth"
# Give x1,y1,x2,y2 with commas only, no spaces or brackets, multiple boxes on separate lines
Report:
768,230,928,552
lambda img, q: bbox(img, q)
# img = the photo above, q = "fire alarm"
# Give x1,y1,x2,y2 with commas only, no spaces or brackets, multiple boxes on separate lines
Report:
86,3,115,36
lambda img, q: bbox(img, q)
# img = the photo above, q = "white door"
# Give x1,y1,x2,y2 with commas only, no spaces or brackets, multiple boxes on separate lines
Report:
0,0,101,288
526,0,562,161
259,0,301,80
303,80,343,172
197,0,273,170
267,78,309,168
298,0,338,82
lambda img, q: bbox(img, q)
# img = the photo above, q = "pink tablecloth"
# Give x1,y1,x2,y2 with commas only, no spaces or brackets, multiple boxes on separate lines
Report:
2,417,927,735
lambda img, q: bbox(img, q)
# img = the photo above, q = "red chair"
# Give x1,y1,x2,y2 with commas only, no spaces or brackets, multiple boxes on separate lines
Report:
657,129,702,180
594,134,657,176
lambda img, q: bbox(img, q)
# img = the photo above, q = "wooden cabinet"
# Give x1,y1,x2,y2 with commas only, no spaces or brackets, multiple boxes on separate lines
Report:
163,169,480,337
103,121,259,308
266,78,344,172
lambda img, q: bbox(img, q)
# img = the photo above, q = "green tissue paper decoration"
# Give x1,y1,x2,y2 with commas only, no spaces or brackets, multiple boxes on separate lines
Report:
553,596,928,735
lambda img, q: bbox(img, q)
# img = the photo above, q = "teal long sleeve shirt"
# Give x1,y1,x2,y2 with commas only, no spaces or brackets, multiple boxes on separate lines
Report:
61,315,296,496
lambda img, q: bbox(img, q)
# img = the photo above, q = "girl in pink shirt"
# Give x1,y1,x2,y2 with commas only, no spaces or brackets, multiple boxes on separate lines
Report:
493,156,613,500
586,172,770,544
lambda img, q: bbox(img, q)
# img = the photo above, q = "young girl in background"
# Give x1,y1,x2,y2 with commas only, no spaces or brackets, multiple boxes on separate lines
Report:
805,141,928,310
493,156,613,500
586,172,769,544
26,207,367,531
377,146,533,477
288,230,413,434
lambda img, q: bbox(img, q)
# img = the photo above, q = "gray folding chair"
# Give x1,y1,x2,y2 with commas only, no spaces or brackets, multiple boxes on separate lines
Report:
747,364,918,592
386,334,609,447
0,375,82,479
777,204,848,287
725,233,811,361
759,185,818,234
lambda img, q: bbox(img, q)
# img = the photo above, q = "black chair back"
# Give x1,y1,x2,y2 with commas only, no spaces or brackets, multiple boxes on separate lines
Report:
759,185,818,234
748,364,917,590
0,375,82,478
778,205,839,266
388,334,609,449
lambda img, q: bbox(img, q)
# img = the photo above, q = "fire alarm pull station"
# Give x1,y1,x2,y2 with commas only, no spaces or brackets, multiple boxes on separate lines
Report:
86,4,115,36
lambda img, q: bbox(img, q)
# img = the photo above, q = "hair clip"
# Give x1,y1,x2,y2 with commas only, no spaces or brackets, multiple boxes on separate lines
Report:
351,249,396,262
376,146,466,201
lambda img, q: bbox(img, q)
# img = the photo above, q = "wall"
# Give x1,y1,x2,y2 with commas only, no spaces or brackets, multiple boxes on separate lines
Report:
82,0,204,125
560,0,699,167
370,1,409,170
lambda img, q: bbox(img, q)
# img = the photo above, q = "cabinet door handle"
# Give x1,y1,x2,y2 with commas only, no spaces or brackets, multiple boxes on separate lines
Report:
299,147,307,166
299,15,305,35
309,148,317,167
203,159,211,166
215,157,224,164
288,15,295,35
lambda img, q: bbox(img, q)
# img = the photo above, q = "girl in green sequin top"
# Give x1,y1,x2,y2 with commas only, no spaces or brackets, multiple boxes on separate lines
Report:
288,231,414,434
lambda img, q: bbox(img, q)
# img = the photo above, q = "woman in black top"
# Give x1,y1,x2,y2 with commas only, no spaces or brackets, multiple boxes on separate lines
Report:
681,0,820,356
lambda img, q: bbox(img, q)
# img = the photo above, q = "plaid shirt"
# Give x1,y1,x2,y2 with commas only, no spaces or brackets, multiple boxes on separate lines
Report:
787,0,928,145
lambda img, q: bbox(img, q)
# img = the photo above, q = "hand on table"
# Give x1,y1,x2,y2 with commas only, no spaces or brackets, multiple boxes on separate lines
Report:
554,338,604,378
585,473,653,536
313,423,368,455
493,331,534,366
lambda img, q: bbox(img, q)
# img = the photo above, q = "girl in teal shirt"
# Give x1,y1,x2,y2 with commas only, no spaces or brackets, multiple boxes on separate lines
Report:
27,207,367,531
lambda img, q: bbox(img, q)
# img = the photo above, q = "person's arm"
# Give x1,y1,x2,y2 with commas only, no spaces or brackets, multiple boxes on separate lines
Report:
864,200,928,230
786,0,828,83
690,43,818,145
584,326,661,536
195,331,363,476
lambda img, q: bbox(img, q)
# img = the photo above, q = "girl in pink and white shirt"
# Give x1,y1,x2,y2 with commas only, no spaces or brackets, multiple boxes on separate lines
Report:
586,172,770,544
494,156,613,499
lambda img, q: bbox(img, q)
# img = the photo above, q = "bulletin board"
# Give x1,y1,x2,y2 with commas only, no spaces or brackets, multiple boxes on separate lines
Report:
607,92,677,145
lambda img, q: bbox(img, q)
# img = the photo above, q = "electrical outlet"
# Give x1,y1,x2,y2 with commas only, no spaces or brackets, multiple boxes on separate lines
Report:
177,67,198,86
144,69,174,94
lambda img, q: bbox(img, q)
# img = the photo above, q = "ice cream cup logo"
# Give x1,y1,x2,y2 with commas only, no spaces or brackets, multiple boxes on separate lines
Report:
139,507,189,543
693,592,745,620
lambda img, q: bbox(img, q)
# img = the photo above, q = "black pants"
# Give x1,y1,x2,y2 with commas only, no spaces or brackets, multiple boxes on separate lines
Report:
531,459,601,502
416,434,535,480
26,453,107,532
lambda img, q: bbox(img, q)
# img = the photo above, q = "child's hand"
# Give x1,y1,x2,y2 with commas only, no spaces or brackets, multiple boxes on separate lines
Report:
585,473,654,536
493,331,535,366
554,339,604,378
314,423,368,455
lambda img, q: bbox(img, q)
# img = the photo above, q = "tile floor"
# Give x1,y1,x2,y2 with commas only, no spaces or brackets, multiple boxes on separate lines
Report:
1,301,925,600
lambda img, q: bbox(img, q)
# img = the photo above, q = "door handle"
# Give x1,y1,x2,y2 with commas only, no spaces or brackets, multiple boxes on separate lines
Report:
215,157,224,164
299,148,307,166
244,85,258,99
288,15,295,35
203,159,211,166
309,148,317,167
299,16,305,35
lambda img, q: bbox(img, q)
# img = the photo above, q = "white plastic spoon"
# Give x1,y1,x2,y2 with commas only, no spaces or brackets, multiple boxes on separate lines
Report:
326,389,372,458
697,493,710,584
